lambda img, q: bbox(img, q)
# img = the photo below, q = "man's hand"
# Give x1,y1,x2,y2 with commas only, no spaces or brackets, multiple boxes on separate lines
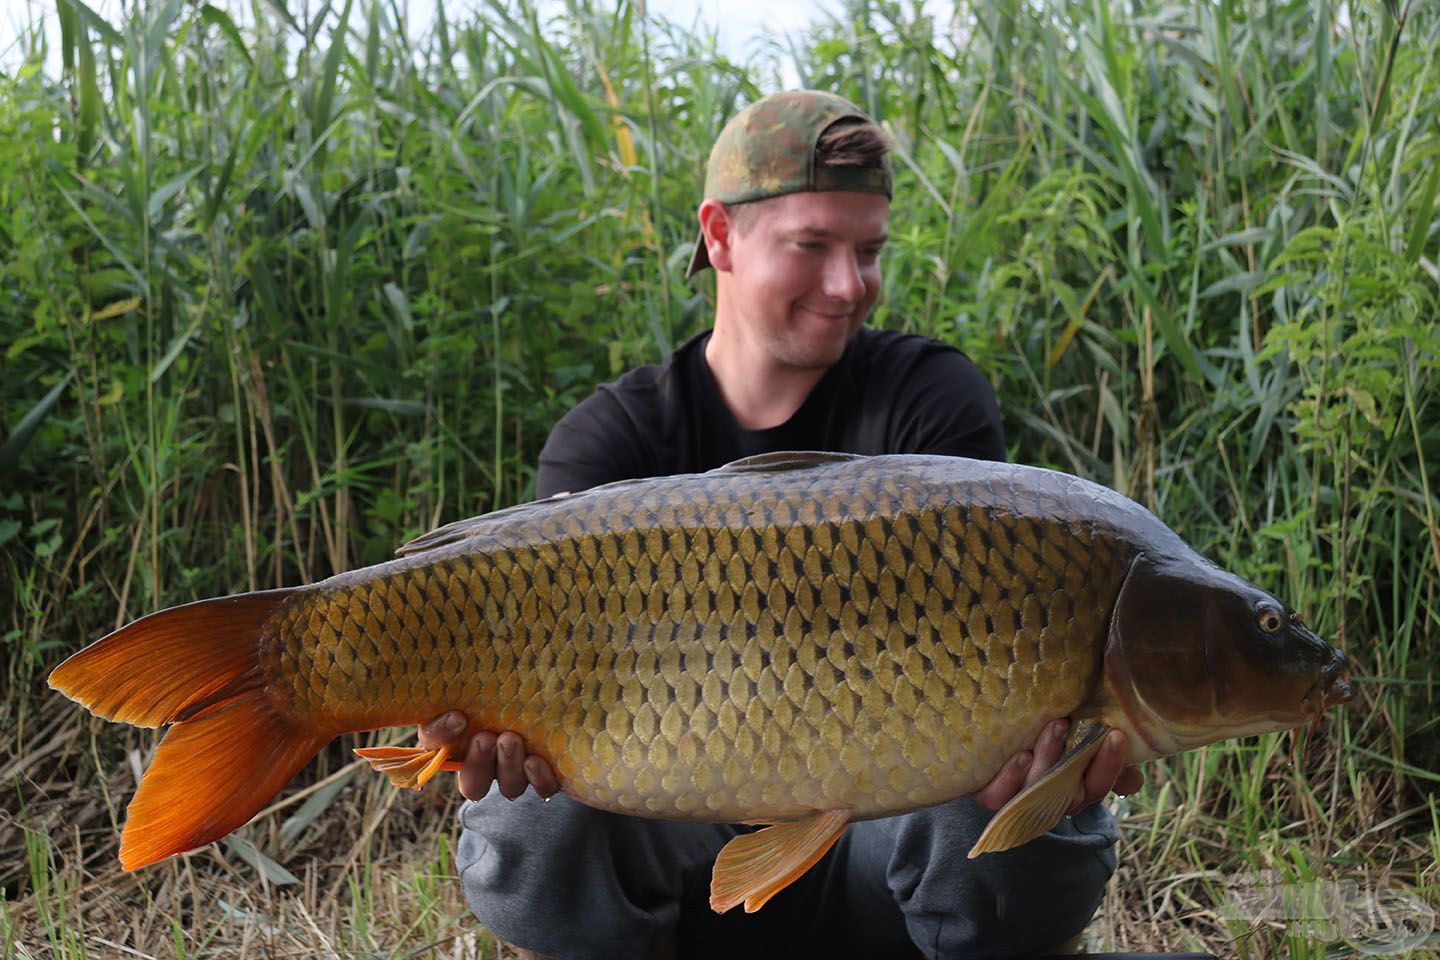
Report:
973,719,1142,816
418,711,561,802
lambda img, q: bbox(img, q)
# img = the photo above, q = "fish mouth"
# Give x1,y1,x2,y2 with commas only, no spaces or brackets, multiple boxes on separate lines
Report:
1323,672,1353,707
1304,649,1353,714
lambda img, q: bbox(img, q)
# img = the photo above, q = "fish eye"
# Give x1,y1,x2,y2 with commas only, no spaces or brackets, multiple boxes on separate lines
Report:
1257,608,1284,633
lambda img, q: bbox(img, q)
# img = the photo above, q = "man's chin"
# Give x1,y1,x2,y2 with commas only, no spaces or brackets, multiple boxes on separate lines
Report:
787,313,862,362
778,336,856,371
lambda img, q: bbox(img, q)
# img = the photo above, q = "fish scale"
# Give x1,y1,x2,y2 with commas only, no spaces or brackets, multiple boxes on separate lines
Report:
254,456,1127,824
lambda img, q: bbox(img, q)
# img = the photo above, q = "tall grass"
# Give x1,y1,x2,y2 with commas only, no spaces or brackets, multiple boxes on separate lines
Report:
2,0,1437,955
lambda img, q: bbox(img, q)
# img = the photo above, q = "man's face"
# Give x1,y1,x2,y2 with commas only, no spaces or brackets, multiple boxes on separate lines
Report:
717,190,889,370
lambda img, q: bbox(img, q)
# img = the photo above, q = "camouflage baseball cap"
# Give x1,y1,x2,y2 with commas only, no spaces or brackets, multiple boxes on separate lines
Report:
686,90,892,278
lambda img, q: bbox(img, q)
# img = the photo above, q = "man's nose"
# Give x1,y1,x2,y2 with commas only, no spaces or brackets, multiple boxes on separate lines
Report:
822,249,865,302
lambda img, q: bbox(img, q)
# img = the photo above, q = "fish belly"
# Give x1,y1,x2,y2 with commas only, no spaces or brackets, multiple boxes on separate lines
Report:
265,456,1132,822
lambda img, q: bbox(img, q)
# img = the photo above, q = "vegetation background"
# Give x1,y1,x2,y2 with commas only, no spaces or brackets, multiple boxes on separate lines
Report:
2,0,1437,956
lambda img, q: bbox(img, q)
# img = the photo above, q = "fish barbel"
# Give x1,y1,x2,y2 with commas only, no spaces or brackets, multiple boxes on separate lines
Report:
49,452,1352,912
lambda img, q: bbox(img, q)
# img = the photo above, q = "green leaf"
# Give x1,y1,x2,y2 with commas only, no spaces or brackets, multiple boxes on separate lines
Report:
365,0,380,80
278,769,355,847
0,373,73,478
143,0,184,63
283,340,401,384
314,0,355,135
342,398,427,415
200,4,252,68
147,165,204,221
224,836,299,886
6,333,49,362
58,0,77,74
75,15,100,163
150,318,201,384
202,139,242,230
1204,227,1275,251
383,282,412,331
291,177,323,230
1126,256,1214,385
59,0,123,46
1199,272,1267,299
1406,161,1440,265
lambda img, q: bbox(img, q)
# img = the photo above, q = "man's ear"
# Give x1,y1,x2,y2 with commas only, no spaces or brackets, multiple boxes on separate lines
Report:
697,198,736,272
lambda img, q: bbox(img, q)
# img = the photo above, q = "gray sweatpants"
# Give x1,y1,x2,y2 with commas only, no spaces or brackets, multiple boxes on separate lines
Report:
456,790,1118,959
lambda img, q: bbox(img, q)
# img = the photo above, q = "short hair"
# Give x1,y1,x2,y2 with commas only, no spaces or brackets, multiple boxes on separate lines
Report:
814,116,891,168
726,118,891,236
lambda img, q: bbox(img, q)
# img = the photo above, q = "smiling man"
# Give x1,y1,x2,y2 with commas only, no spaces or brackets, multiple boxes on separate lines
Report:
422,90,1140,959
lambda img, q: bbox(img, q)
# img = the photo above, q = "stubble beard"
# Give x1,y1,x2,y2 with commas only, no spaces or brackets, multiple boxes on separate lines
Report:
770,309,863,370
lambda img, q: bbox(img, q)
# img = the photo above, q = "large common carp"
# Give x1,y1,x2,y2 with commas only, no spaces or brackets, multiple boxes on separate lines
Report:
50,452,1351,912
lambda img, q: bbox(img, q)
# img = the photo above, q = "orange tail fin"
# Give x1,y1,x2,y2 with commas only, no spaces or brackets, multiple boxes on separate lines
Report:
49,590,331,870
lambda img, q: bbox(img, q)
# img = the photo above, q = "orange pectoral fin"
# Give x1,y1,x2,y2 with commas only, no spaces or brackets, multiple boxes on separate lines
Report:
967,720,1112,858
353,745,458,790
710,809,850,914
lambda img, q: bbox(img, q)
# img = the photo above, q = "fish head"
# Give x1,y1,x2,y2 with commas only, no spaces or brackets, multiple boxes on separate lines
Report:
1106,552,1352,757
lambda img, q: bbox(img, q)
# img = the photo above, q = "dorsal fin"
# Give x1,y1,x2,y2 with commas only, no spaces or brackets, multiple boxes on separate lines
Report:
712,451,865,474
395,500,552,557
395,477,650,558
398,454,866,558
399,453,871,559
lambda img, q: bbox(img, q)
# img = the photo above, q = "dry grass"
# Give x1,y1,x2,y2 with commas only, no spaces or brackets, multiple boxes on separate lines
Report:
4,692,504,959
7,695,1423,958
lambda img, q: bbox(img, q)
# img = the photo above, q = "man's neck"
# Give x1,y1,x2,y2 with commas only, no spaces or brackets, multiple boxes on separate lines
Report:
703,324,829,431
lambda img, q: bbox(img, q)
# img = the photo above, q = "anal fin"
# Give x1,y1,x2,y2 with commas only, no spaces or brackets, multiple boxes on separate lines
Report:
968,720,1113,858
354,745,461,790
710,809,850,914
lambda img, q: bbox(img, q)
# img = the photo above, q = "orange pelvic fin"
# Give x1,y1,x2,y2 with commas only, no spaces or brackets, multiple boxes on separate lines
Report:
353,745,462,790
49,589,331,870
709,809,850,914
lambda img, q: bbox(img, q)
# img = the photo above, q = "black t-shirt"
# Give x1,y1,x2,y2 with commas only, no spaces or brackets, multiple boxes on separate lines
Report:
535,326,1005,498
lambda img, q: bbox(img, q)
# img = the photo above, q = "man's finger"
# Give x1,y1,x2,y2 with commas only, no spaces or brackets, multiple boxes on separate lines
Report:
974,750,1032,812
458,731,499,801
1114,765,1144,797
525,756,561,799
495,731,530,799
1069,729,1129,815
417,710,467,751
1023,719,1068,790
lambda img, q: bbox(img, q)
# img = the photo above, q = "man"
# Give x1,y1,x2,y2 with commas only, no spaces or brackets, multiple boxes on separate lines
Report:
421,90,1141,958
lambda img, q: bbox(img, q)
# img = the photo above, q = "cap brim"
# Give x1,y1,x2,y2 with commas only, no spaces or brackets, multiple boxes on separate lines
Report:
685,228,710,279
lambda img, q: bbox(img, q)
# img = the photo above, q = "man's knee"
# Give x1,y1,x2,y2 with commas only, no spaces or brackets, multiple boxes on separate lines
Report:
880,799,1117,956
455,791,732,959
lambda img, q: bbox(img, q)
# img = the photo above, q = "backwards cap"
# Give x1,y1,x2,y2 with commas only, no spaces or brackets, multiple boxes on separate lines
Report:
686,90,892,278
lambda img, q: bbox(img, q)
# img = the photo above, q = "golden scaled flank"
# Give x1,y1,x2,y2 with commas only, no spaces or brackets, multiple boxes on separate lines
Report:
264,460,1123,824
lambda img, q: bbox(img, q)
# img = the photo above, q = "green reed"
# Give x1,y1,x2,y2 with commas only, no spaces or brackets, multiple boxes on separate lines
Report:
1,0,1436,954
